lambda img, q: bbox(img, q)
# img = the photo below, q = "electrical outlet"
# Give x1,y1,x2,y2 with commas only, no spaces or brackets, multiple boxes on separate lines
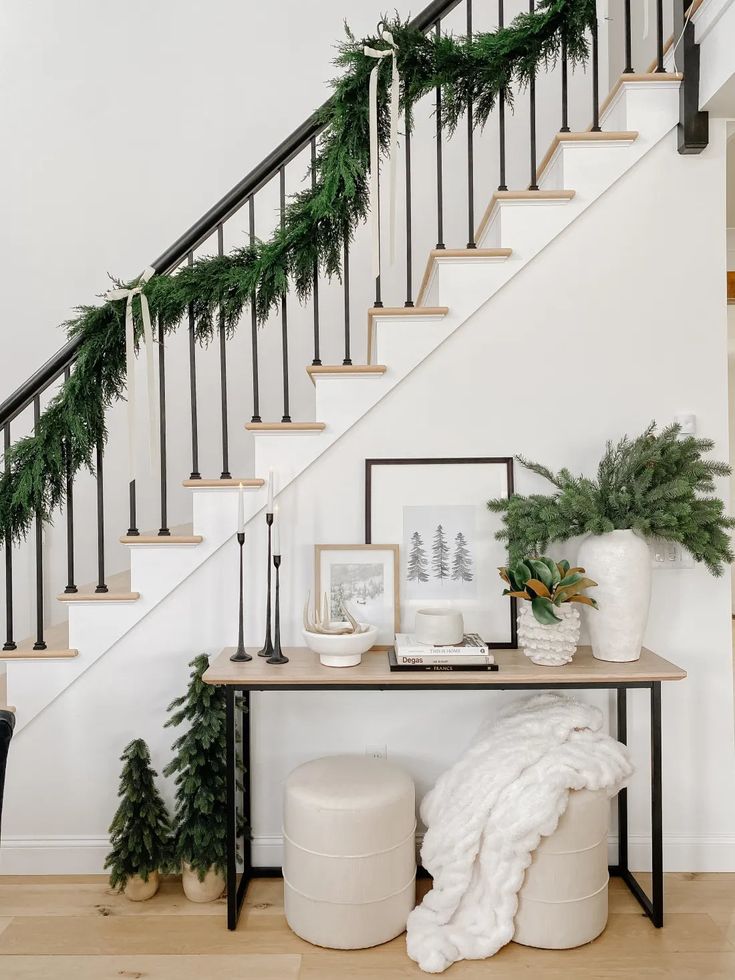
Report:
366,744,387,760
650,538,694,569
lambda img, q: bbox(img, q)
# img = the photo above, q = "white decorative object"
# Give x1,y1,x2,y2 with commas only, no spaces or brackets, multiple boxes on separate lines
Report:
284,755,416,949
302,623,378,667
517,604,580,666
414,608,464,646
406,694,633,973
577,529,651,663
182,862,225,903
123,870,159,902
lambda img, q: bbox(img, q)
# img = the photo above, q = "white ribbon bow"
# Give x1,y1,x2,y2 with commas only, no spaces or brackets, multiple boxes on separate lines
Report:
105,267,158,481
364,28,400,277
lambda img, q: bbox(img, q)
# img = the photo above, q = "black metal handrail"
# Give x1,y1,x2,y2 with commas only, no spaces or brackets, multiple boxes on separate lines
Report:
0,0,463,431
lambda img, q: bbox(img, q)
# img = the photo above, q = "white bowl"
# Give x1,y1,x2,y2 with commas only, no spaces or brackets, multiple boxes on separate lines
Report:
302,623,378,667
414,608,464,646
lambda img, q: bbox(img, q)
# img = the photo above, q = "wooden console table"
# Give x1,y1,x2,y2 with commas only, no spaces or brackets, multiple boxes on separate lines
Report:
204,645,686,931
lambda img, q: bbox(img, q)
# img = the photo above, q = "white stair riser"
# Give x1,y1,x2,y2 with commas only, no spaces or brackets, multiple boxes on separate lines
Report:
479,199,575,255
315,375,392,431
601,81,680,135
422,258,512,310
372,316,454,370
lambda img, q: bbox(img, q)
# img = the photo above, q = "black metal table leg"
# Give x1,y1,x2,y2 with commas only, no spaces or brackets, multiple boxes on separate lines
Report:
651,681,664,926
616,686,629,873
225,687,237,930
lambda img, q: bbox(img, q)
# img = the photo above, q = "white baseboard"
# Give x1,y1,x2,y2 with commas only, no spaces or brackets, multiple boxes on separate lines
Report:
3,833,735,875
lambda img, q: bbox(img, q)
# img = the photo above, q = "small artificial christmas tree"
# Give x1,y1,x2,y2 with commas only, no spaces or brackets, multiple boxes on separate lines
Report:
104,738,172,894
407,530,429,583
164,655,229,883
431,524,450,582
451,531,474,583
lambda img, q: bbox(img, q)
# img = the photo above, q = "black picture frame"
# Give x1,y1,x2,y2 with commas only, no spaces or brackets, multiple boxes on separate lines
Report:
365,457,517,649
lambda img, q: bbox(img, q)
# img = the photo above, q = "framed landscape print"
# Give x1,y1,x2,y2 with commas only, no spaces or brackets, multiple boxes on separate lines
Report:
365,458,516,648
314,545,399,648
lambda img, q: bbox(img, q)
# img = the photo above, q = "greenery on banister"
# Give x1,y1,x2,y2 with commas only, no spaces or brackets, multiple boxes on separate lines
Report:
0,0,594,543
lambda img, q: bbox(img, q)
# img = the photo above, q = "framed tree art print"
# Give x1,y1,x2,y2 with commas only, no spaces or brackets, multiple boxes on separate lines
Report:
365,457,516,648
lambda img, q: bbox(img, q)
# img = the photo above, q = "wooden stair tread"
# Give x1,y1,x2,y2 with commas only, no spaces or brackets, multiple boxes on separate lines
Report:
245,422,326,431
57,591,140,602
306,364,387,384
120,535,203,544
475,190,575,243
182,478,265,488
537,131,638,183
2,621,78,660
417,249,512,306
598,73,683,122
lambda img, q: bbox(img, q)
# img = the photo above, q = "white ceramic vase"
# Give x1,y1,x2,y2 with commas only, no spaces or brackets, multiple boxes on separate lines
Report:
576,529,651,663
517,603,581,666
182,862,226,903
123,870,159,902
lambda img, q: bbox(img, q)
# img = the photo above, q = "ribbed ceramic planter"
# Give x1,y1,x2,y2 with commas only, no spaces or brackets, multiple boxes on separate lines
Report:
577,530,651,663
517,603,580,666
182,863,226,903
123,870,159,902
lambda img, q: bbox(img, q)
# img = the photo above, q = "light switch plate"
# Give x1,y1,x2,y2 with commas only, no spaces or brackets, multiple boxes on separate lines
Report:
650,538,694,569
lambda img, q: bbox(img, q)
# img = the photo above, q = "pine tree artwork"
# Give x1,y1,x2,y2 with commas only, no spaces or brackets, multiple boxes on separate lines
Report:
407,531,429,583
164,655,231,882
104,738,172,893
431,524,450,582
451,531,474,582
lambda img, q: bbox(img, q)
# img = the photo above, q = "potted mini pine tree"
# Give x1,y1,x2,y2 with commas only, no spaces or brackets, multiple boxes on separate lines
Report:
104,738,172,901
164,654,228,903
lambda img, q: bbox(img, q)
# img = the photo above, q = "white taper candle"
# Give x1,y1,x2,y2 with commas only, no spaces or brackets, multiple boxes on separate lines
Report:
237,482,245,533
267,468,275,514
273,503,280,554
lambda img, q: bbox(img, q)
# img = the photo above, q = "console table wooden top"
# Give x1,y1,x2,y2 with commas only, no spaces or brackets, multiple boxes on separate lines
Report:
204,645,687,688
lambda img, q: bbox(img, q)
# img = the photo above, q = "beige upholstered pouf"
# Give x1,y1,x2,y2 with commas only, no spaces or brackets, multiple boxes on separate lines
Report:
513,789,610,949
283,755,417,949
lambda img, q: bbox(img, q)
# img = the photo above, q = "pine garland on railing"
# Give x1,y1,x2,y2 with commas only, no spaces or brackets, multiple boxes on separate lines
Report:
0,0,594,543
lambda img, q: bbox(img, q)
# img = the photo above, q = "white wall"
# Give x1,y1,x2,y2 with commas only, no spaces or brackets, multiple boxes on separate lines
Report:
4,123,734,874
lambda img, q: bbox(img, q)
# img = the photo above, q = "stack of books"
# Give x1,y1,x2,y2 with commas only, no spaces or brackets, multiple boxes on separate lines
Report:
389,632,498,672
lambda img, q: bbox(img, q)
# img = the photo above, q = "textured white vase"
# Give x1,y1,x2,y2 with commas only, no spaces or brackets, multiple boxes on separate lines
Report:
576,530,651,663
517,603,581,666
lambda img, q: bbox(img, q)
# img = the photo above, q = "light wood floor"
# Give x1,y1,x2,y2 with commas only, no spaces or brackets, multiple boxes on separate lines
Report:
0,874,732,978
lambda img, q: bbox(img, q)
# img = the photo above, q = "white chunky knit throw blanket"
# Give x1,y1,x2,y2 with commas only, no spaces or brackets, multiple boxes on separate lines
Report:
406,693,633,973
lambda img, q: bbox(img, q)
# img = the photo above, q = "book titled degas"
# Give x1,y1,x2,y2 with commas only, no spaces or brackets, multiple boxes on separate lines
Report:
393,632,495,666
388,649,498,672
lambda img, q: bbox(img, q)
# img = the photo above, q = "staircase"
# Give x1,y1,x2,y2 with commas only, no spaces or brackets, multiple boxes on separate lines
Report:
0,0,711,735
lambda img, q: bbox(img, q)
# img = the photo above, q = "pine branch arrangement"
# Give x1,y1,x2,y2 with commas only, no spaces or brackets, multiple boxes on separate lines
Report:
0,0,594,545
488,423,735,576
104,738,172,891
164,655,231,881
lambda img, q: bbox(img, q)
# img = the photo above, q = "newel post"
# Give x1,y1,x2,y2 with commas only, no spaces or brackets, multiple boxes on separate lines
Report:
675,0,709,154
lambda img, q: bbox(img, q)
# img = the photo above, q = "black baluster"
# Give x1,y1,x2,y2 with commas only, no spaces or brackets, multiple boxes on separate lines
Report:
158,317,170,535
624,0,633,73
591,12,601,132
343,239,352,365
249,197,262,423
3,424,16,651
127,480,139,537
528,1,538,190
310,139,322,365
63,367,77,593
217,224,232,476
32,397,47,646
466,0,476,248
498,1,507,191
655,0,664,72
560,37,570,132
405,104,414,307
187,251,201,480
435,20,445,249
279,167,291,423
95,434,108,594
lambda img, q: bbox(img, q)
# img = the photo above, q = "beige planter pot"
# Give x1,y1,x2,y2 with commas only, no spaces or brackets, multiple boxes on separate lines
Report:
123,870,159,902
182,862,226,903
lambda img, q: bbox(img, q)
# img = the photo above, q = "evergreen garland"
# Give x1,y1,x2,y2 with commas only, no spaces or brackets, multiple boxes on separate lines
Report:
0,0,593,544
164,654,232,880
488,423,735,576
104,738,172,891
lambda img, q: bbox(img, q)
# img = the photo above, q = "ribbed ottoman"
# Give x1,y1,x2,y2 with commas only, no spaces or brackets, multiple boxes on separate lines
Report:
283,755,417,949
513,788,610,949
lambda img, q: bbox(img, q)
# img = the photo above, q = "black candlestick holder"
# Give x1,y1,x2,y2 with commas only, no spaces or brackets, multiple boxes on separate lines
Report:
267,553,289,664
230,531,252,662
258,512,275,658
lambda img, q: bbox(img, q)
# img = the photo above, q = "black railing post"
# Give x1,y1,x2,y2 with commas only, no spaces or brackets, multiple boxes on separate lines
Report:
217,224,232,477
94,435,108,594
675,0,709,154
33,396,47,646
435,20,445,249
498,1,507,191
2,425,16,651
187,251,201,480
158,317,170,535
623,0,633,74
591,12,601,132
249,197,262,423
310,139,322,365
63,368,77,593
279,166,292,423
655,0,665,73
127,480,139,537
528,1,538,190
560,37,570,132
405,105,414,307
466,0,476,249
343,240,352,365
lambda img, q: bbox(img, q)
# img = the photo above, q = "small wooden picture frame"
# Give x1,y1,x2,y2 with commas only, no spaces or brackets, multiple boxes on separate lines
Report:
314,544,400,649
